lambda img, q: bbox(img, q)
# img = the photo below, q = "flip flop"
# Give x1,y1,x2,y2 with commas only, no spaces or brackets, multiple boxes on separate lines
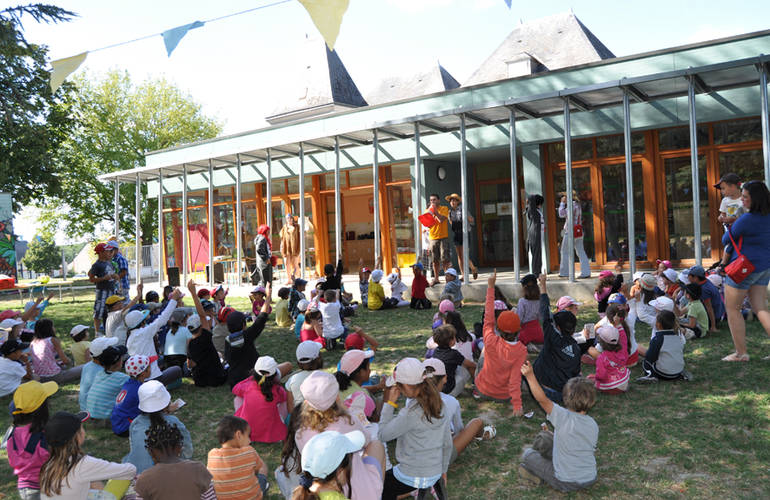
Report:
721,352,749,362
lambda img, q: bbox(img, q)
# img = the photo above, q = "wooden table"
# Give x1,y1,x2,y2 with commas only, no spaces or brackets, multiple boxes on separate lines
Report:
11,281,75,305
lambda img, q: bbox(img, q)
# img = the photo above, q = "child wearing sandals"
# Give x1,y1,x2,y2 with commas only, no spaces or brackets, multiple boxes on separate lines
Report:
519,361,598,493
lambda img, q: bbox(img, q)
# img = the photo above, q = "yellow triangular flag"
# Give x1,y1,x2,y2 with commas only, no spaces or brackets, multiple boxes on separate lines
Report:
298,0,350,50
50,52,88,93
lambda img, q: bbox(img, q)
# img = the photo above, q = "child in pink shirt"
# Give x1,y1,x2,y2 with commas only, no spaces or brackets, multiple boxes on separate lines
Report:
591,324,629,394
233,356,290,443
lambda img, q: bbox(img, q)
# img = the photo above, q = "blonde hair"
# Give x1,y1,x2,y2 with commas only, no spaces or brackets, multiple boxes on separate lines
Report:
39,434,84,496
298,401,351,432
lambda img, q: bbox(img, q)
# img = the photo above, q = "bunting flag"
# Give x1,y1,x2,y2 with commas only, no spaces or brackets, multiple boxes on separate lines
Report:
50,52,88,93
298,0,350,50
162,20,205,57
504,0,512,7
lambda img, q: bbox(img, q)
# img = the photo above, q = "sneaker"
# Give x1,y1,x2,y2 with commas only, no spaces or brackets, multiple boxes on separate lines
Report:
517,465,542,487
635,375,659,384
684,330,696,341
680,370,693,382
472,388,482,400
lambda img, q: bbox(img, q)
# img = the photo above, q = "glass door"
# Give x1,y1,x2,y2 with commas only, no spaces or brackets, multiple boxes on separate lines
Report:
664,156,708,261
387,184,415,268
290,197,316,272
478,183,513,265
600,162,646,262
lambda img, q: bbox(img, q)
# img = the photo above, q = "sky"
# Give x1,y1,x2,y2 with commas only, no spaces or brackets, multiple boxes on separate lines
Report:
10,0,770,243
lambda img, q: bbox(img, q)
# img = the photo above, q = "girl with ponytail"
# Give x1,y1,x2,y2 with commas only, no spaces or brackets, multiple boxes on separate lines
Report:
233,355,292,443
291,430,365,500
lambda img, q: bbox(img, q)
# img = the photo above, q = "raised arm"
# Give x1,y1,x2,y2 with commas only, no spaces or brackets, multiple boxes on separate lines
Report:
335,259,343,280
355,327,379,351
122,282,144,312
482,270,497,342
187,280,210,331
21,297,44,322
521,360,553,415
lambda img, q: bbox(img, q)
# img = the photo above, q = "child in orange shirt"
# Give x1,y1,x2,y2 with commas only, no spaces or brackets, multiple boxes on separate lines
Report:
207,415,269,500
473,270,528,416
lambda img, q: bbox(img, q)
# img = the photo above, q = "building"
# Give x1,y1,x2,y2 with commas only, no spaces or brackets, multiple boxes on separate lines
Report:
99,13,770,286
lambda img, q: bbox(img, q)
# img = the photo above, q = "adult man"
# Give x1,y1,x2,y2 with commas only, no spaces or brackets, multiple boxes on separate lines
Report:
107,239,130,297
425,193,450,286
89,243,119,333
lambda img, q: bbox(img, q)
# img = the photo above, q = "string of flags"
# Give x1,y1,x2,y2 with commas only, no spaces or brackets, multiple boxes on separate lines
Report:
48,0,351,92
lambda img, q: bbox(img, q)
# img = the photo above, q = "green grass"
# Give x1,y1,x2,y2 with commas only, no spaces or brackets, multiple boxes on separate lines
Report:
2,294,770,499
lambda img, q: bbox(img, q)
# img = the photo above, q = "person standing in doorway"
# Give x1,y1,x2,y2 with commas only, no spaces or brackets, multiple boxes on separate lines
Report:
527,194,545,276
447,193,478,281
425,193,450,287
558,192,591,279
252,224,273,286
279,214,300,285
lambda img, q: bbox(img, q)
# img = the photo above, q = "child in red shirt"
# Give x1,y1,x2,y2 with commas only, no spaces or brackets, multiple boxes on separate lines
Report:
409,262,431,310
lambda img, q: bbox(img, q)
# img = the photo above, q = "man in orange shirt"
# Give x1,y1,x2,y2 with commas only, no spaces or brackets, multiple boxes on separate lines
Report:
425,193,450,286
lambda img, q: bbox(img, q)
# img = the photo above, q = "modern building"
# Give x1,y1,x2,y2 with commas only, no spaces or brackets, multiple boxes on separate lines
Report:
99,12,770,286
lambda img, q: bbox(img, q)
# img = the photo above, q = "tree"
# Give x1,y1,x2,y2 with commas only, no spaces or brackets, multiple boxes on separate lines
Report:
39,70,221,244
23,234,60,275
0,4,76,211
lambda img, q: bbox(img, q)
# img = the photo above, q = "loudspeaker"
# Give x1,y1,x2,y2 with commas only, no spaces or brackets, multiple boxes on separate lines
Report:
167,267,180,287
206,262,225,283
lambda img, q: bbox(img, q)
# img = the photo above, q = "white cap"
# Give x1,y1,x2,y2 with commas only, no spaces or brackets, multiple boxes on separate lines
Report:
297,299,310,312
632,271,646,281
296,340,322,363
662,268,678,283
301,430,365,478
370,269,383,283
423,358,446,376
89,336,119,356
125,310,150,329
69,325,89,337
186,314,201,331
254,355,278,376
138,380,171,413
678,270,690,284
707,274,723,287
0,318,24,330
649,296,674,312
386,273,398,284
445,268,458,277
385,357,426,387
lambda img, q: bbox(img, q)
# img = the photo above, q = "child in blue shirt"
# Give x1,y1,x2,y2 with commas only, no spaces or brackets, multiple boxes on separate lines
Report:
293,299,309,340
77,337,119,411
111,355,155,437
86,346,129,420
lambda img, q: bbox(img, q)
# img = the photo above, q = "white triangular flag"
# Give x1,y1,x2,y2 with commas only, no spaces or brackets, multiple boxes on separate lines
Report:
50,52,88,93
298,0,350,50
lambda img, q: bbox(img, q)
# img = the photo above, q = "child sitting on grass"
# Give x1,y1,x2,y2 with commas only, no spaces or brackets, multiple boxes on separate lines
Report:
319,289,347,350
233,355,293,443
68,325,91,365
636,310,691,383
207,415,270,500
442,268,463,308
594,266,623,318
77,336,117,411
517,274,544,346
300,308,325,347
163,309,192,371
473,270,527,416
111,355,154,437
294,299,309,339
519,361,598,492
275,286,293,328
430,325,476,397
410,262,432,309
677,283,708,340
286,340,324,408
250,285,272,316
368,269,399,310
358,259,371,309
289,278,308,319
86,345,129,421
588,325,629,394
386,270,410,307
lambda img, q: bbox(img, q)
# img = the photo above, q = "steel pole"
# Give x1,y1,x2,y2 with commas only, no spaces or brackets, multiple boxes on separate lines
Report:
509,108,520,280
157,171,164,287
459,115,470,284
236,155,243,285
564,99,575,282
373,130,381,266
266,149,272,228
135,174,141,286
182,165,188,285
414,123,422,259
299,143,306,279
688,79,702,265
334,137,342,263
759,65,770,188
622,91,636,276
208,159,214,286
114,180,120,239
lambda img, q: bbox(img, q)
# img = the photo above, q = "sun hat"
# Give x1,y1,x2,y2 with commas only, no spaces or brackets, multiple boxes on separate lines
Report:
438,299,455,314
89,336,119,357
301,430,365,478
200,299,215,311
24,301,38,312
656,259,672,269
493,300,508,311
0,339,29,356
186,314,202,331
640,274,657,291
196,289,210,298
423,358,446,377
125,309,150,329
12,380,59,414
556,296,581,311
254,355,278,376
607,293,627,305
105,239,120,250
707,273,723,287
649,296,674,312
497,310,521,334
339,349,374,376
598,270,614,279
124,355,157,377
0,318,24,330
297,299,310,312
296,340,322,363
138,380,170,413
251,286,266,295
170,309,188,324
212,284,225,295
344,331,365,350
444,268,458,278
385,357,426,387
105,295,125,306
632,271,645,282
370,269,383,283
688,265,706,279
69,325,89,338
218,306,236,324
45,411,90,446
300,371,340,411
662,268,679,283
597,325,619,344
294,278,308,287
444,193,462,203
361,267,371,274
678,269,690,284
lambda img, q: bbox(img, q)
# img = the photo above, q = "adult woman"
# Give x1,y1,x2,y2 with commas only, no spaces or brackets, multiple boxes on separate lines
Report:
526,194,545,276
252,224,273,286
558,192,591,279
446,193,478,280
280,214,301,285
720,181,770,362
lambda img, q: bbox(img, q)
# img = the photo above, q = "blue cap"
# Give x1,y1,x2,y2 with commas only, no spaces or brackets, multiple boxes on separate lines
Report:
294,278,308,287
607,293,627,305
688,265,706,279
412,262,424,270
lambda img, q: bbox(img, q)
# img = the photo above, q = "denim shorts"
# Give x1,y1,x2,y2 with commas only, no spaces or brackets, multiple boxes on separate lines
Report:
725,267,770,290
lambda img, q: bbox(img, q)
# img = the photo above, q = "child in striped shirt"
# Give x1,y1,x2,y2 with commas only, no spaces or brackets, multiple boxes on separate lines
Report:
85,345,129,420
207,415,269,500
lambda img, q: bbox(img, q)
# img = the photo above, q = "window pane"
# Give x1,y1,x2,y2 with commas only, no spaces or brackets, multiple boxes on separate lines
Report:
348,168,372,187
665,156,708,260
478,183,512,263
476,163,510,181
389,164,412,182
290,197,316,271
659,125,709,151
325,194,337,263
271,180,285,195
213,188,232,203
163,212,181,269
718,149,764,185
547,142,564,163
601,162,646,261
552,168,595,262
572,139,593,161
241,183,256,201
187,192,206,207
163,195,181,209
241,203,258,259
387,184,415,261
713,118,762,145
595,133,645,158
320,173,335,190
213,205,235,257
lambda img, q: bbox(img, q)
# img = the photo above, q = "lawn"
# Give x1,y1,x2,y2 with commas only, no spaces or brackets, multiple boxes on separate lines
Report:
1,292,770,499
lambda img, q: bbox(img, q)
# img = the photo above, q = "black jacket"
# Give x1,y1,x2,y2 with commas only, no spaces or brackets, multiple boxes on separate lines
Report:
532,293,581,392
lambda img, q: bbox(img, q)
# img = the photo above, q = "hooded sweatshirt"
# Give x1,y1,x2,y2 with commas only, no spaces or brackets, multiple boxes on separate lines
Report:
533,294,581,392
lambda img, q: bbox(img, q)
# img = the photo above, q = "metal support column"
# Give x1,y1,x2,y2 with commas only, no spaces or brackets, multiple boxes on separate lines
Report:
157,171,164,287
114,180,120,239
564,99,576,282
759,65,770,187
459,115,470,284
372,130,381,267
236,155,243,285
622,91,636,276
266,149,272,228
413,123,422,259
134,174,141,286
299,143,306,279
334,137,342,263
509,108,520,280
207,159,214,286
182,165,188,286
687,78,702,265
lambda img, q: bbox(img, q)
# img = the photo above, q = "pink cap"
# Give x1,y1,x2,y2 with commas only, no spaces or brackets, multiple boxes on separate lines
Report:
599,270,613,279
339,349,374,376
596,325,619,344
493,300,508,311
556,296,581,311
438,299,455,314
300,371,339,411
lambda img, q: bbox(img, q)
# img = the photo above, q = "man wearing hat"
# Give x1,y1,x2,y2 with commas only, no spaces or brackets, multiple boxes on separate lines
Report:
88,242,120,333
424,194,451,286
106,239,130,297
0,339,34,396
688,265,724,334
447,193,479,281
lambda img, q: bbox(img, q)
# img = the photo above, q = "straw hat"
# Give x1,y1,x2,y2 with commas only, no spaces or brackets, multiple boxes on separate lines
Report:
445,193,462,203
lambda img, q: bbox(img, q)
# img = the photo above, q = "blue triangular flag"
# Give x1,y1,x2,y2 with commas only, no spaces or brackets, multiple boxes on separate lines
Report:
161,20,204,57
504,0,512,7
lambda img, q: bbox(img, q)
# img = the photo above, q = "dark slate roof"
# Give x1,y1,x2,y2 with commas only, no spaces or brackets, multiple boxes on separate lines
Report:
464,11,615,86
364,63,460,106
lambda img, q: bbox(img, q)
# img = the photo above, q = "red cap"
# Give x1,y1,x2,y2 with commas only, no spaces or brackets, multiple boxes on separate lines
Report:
0,310,20,321
94,243,107,254
218,306,235,323
197,289,210,299
344,332,365,350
